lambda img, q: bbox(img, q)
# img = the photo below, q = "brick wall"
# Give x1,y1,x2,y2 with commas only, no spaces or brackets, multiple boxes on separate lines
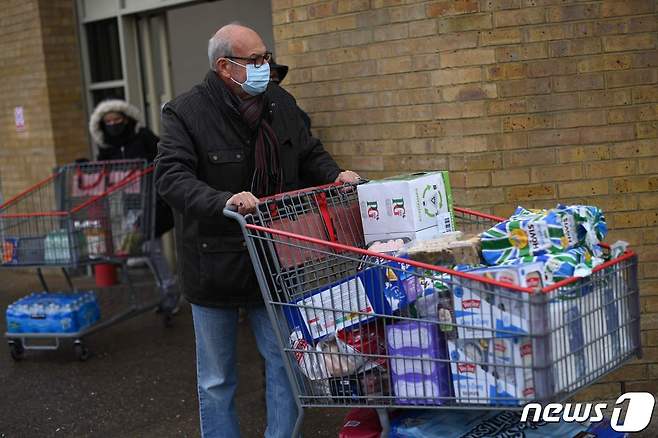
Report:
0,0,87,200
272,0,658,398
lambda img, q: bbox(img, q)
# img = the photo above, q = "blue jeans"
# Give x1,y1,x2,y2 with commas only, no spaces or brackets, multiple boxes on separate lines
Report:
191,304,298,438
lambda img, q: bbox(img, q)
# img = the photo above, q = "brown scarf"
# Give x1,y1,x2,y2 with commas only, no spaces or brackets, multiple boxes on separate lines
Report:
238,96,283,197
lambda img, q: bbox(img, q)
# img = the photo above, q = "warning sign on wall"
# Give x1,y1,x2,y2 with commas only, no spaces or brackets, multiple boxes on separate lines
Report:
14,106,25,132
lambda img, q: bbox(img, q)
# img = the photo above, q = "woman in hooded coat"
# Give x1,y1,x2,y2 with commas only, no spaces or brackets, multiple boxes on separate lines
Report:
89,99,179,314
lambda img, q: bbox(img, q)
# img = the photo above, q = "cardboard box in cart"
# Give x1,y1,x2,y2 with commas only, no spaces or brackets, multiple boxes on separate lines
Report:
357,172,455,245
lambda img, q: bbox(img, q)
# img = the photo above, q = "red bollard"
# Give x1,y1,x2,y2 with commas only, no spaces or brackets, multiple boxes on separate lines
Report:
95,263,117,287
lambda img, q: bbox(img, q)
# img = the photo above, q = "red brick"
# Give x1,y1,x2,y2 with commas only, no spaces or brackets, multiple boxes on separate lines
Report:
580,124,636,144
441,47,496,67
549,38,602,57
443,118,501,136
580,89,632,108
486,63,526,80
601,0,655,17
431,67,482,86
491,168,531,186
527,58,578,77
585,160,637,178
594,18,628,36
438,13,492,33
494,7,544,27
526,93,579,112
497,77,551,97
480,0,521,11
426,0,479,17
555,110,607,128
449,152,502,170
529,128,580,147
559,179,610,197
632,50,658,69
503,148,555,167
487,98,527,115
608,105,658,124
442,84,497,101
605,69,658,88
577,54,632,73
502,114,553,131
480,28,522,46
531,163,583,182
632,85,658,104
506,183,556,201
553,73,605,92
495,42,548,62
604,33,657,53
486,132,528,150
547,4,601,22
613,176,658,194
628,15,658,33
637,121,658,139
611,139,658,158
433,101,486,119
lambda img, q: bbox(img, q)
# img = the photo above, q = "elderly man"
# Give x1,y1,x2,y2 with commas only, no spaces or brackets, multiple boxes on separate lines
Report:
154,23,359,437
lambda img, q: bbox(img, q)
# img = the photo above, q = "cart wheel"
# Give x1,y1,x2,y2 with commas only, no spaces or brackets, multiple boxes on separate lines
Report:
8,340,24,361
74,340,89,361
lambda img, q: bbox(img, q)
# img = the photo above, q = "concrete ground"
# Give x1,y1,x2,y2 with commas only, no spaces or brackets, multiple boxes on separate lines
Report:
1,268,656,437
0,268,344,437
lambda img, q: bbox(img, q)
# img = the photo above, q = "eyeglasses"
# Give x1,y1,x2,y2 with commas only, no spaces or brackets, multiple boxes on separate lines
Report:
226,52,272,68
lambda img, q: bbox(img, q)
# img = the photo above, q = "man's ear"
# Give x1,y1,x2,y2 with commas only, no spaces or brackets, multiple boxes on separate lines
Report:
216,59,231,79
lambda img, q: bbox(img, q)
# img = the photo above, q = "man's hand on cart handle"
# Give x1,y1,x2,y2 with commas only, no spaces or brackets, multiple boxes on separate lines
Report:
335,170,361,184
227,191,259,215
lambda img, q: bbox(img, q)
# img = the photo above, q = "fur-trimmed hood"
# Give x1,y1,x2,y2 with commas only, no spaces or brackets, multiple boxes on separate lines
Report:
89,99,143,148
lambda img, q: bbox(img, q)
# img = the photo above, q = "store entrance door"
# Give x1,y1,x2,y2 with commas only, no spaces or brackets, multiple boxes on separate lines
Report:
135,12,174,136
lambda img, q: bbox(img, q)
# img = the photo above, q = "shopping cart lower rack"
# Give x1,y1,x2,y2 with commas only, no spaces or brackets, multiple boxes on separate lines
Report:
1,159,176,360
224,182,641,437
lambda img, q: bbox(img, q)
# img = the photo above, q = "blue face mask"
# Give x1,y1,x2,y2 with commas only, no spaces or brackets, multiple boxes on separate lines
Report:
227,58,270,96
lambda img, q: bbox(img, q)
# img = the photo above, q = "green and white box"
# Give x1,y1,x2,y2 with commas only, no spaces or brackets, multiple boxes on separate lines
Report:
357,171,455,244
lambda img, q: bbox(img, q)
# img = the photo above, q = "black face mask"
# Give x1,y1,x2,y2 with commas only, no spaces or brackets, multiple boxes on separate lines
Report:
103,119,134,147
104,122,127,138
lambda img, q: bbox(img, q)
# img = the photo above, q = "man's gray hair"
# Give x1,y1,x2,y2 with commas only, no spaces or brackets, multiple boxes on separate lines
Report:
208,31,232,71
208,22,247,71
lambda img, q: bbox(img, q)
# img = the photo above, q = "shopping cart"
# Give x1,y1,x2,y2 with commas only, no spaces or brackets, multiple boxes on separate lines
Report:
1,159,174,360
224,182,641,436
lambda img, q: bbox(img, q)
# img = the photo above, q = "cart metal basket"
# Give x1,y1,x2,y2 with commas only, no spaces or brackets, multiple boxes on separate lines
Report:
224,182,641,436
1,160,170,360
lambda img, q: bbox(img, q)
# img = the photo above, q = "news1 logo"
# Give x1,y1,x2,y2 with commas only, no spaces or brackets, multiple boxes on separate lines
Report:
521,392,656,432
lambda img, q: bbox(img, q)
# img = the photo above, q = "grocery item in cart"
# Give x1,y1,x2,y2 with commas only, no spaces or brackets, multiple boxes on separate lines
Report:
414,274,457,339
480,211,558,265
483,204,608,266
285,271,379,342
6,291,100,334
289,329,375,381
386,321,452,405
402,231,482,267
2,237,43,265
448,337,531,405
44,229,88,264
452,262,545,339
357,172,455,245
500,246,603,285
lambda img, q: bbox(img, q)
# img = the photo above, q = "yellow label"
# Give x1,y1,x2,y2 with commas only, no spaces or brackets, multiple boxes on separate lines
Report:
509,228,528,249
560,235,569,249
386,268,398,282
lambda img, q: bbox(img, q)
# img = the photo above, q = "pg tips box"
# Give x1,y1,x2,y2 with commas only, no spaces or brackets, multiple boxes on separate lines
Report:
357,172,455,245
